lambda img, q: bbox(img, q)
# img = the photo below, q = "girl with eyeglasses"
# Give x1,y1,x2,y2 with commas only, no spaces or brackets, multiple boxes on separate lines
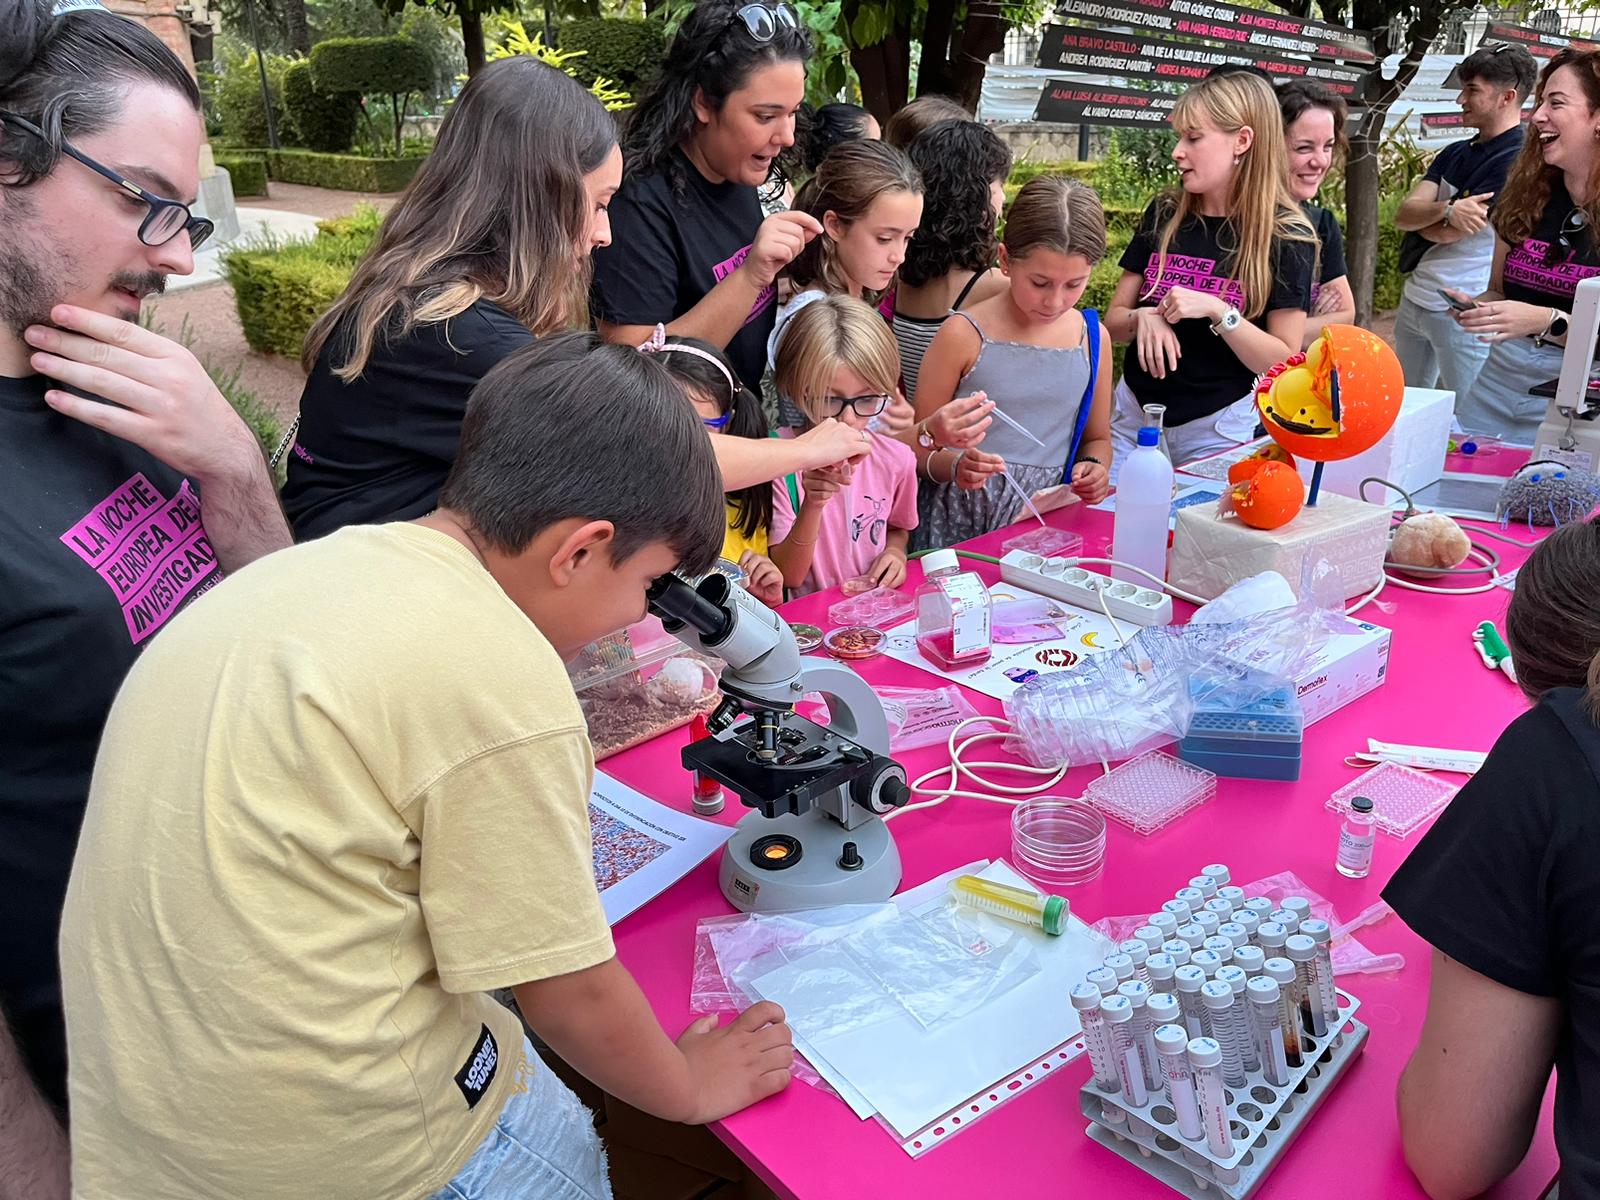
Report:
646,331,786,605
593,0,818,398
768,296,921,595
1450,49,1600,444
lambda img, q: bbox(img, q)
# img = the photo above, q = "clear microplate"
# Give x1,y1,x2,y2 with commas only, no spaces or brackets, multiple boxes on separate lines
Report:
1326,761,1458,837
1002,526,1084,559
1083,750,1219,836
827,585,917,631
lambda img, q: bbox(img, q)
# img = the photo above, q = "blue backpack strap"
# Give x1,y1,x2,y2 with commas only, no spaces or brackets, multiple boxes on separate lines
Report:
1063,308,1100,485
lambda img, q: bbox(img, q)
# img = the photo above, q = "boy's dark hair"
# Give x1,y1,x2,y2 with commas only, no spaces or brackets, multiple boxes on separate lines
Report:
439,333,724,575
1506,516,1600,712
0,0,201,189
900,118,1011,287
1459,43,1538,101
653,335,774,544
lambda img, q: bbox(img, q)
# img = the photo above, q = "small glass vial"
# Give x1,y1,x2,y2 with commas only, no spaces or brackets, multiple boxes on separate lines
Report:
914,548,991,670
688,714,725,816
1336,795,1377,878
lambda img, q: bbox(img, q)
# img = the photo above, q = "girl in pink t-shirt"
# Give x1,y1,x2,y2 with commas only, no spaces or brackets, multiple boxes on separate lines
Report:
768,295,920,597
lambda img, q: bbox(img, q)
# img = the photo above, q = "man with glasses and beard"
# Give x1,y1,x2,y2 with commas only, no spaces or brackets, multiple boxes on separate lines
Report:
0,0,289,1188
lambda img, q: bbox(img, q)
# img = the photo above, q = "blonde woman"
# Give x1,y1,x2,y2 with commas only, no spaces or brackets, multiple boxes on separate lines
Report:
1107,71,1319,472
768,296,920,595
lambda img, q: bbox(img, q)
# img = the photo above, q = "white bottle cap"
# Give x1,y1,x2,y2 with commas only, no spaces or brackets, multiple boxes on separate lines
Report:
1173,965,1206,993
1216,965,1248,995
1162,940,1193,965
1282,897,1313,920
1195,911,1222,935
1176,923,1206,948
1203,936,1234,962
1186,1037,1222,1069
1148,992,1180,1025
1189,876,1218,899
1118,980,1150,1007
1175,887,1206,908
1191,949,1222,975
1300,918,1331,945
1120,939,1150,965
1243,896,1274,916
1162,898,1194,923
1147,953,1177,982
1071,983,1105,1012
1105,953,1135,980
1155,1024,1189,1055
1269,910,1301,934
1202,863,1231,885
1200,980,1234,1008
1203,898,1234,917
1102,995,1133,1023
1264,957,1297,986
1247,976,1281,1004
1232,946,1266,976
1135,925,1165,951
1217,922,1248,949
1086,966,1119,995
1285,934,1317,962
921,548,959,575
1232,910,1260,936
1149,912,1179,936
1257,921,1289,950
1217,885,1245,908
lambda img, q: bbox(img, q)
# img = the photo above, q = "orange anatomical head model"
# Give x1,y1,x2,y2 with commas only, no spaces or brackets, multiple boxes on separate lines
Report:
1254,325,1404,462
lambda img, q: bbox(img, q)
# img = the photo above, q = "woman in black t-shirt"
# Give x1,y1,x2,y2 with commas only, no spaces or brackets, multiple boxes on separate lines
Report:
283,58,621,540
1278,81,1355,348
1452,49,1600,444
1106,72,1318,473
1387,517,1600,1200
591,0,820,396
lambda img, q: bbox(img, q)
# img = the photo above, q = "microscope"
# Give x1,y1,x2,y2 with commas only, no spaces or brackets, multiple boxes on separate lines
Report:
1534,274,1600,470
647,571,911,912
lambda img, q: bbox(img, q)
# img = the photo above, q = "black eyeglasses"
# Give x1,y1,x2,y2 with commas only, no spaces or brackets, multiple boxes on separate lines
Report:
0,111,214,252
825,393,890,419
1546,206,1589,264
735,3,799,43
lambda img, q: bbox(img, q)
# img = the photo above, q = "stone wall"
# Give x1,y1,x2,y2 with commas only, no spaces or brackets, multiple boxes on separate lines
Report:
990,121,1115,164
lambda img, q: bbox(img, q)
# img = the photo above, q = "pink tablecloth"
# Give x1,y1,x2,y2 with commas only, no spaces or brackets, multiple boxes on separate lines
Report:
603,485,1558,1200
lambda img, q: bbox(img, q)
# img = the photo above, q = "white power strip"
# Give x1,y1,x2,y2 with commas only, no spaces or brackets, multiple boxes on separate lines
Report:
999,550,1173,627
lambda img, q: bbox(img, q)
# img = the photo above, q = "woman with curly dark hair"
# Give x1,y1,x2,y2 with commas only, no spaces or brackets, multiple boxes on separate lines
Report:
892,118,1012,401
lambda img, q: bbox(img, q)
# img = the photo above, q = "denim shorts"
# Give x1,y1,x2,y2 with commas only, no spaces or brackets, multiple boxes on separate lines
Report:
428,1038,612,1200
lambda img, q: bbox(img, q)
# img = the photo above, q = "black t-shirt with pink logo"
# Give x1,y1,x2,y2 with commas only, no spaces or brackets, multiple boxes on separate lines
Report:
1120,199,1317,428
0,372,223,1109
1500,178,1600,308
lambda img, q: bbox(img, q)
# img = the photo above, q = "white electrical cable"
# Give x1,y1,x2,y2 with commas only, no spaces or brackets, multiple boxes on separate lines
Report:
1381,547,1500,596
1345,574,1386,616
889,715,1071,821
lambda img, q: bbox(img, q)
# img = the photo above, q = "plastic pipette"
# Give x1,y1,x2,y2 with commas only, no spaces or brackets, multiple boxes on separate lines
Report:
949,874,1066,935
1338,951,1406,975
1331,899,1393,941
988,403,1047,448
998,467,1047,527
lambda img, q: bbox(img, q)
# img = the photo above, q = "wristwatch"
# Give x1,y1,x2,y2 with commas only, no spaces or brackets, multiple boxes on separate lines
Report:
1210,307,1243,335
1534,309,1570,348
916,419,940,449
1442,201,1455,228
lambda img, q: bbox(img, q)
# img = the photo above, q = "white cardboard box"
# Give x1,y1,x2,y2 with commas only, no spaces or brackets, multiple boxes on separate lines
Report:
1290,616,1392,726
1296,387,1455,502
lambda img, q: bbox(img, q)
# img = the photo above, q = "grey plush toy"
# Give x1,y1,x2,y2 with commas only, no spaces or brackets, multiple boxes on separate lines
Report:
1497,460,1600,529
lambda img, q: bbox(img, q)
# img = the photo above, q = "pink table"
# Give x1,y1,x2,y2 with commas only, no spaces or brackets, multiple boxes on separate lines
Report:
605,485,1558,1199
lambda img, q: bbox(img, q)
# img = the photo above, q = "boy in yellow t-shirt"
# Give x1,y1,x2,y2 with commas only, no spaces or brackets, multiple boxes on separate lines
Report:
59,334,793,1200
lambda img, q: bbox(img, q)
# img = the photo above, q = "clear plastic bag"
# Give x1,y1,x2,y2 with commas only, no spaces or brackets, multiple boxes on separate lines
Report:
992,595,1074,643
878,685,980,752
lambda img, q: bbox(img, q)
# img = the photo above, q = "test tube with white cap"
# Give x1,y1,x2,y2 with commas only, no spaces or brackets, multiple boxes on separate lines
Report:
1263,957,1305,1067
1299,919,1341,1028
1199,980,1246,1086
1194,911,1222,937
1086,965,1120,998
1189,875,1219,901
1216,965,1258,1072
1105,952,1136,986
1190,948,1223,978
1149,911,1179,940
1162,898,1194,924
1154,1024,1203,1141
1202,936,1234,966
1072,983,1122,1091
1231,909,1261,940
1246,976,1290,1087
1101,995,1149,1107
1232,944,1266,978
1173,964,1207,1039
1175,922,1207,950
1217,885,1246,910
1256,920,1289,957
1285,934,1328,1038
1269,908,1301,936
1120,939,1152,986
1118,980,1161,1093
1146,952,1178,991
1203,897,1234,920
1187,1036,1235,1160
1134,924,1166,953
1282,896,1313,924
1243,896,1274,919
1161,939,1193,967
1216,921,1248,952
1175,886,1206,911
1201,863,1231,887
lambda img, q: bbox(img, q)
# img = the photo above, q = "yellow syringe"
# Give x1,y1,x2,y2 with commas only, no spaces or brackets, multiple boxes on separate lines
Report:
950,875,1067,936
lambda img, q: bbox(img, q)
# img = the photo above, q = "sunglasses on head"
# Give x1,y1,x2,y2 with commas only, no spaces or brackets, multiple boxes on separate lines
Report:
734,3,799,43
1545,207,1590,264
0,111,214,251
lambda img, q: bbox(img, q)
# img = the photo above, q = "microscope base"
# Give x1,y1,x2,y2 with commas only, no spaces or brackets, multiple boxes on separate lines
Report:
720,808,901,912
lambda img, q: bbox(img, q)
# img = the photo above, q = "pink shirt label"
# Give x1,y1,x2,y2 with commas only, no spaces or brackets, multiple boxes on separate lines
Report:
1142,253,1247,312
59,472,223,643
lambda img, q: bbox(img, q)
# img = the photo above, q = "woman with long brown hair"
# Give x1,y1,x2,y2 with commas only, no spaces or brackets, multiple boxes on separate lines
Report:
1450,48,1600,444
282,57,620,540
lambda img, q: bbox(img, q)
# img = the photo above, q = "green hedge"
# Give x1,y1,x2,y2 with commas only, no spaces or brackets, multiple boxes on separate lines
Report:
310,35,433,95
223,207,381,358
558,18,665,93
216,153,267,197
264,148,425,192
217,51,292,148
282,61,360,154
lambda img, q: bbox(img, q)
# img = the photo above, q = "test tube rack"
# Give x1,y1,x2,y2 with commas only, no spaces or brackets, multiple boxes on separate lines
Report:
1078,990,1368,1199
998,550,1173,627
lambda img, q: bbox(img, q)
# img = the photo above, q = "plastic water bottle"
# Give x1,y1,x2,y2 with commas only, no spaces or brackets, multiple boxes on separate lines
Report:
1112,405,1173,585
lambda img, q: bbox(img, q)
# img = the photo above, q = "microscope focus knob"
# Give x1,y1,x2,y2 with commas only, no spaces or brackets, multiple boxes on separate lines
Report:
854,757,911,815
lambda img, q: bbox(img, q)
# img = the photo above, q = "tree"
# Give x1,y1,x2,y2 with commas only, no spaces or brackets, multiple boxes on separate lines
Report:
376,0,514,75
311,35,433,153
